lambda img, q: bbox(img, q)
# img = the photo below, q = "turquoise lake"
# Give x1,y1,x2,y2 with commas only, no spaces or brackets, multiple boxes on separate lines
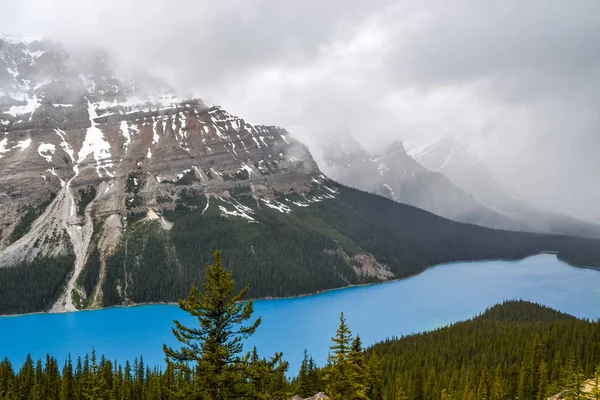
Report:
1,254,599,374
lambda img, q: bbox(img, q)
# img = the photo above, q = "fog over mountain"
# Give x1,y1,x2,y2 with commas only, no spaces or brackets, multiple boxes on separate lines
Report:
2,0,599,223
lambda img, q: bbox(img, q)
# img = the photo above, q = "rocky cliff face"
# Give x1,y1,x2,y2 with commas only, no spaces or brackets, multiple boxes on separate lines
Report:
3,34,599,316
0,34,357,312
322,135,528,231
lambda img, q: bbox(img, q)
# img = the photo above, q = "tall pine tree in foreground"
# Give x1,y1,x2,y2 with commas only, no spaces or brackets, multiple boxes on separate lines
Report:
325,312,354,399
163,250,285,399
324,313,383,400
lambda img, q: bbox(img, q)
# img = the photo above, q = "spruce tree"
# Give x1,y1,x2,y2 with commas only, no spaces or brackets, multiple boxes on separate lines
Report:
394,375,408,400
17,355,35,400
31,359,45,400
330,313,352,361
411,364,425,400
297,349,313,398
325,312,356,400
490,364,504,400
537,360,549,400
81,348,110,400
59,358,74,400
366,353,384,400
306,356,321,396
566,365,586,400
589,364,600,400
519,339,536,400
348,335,368,400
121,361,132,400
477,367,488,400
163,250,261,399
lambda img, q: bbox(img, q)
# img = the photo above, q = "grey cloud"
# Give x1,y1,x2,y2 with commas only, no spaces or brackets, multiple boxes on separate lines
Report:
1,0,599,222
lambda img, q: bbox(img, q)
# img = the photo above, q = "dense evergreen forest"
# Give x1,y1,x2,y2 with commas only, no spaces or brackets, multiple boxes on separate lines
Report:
99,184,600,309
2,252,600,399
368,300,600,400
0,255,73,315
3,183,600,315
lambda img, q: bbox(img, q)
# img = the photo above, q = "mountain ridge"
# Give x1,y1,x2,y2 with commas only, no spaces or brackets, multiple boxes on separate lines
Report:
1,34,600,316
405,135,600,238
322,134,531,232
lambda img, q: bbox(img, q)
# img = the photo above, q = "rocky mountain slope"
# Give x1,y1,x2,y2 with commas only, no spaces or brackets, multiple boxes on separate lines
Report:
322,135,529,231
1,34,600,315
405,136,600,238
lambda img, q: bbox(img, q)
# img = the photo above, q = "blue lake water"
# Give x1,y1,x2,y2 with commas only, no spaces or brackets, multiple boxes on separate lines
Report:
1,254,599,374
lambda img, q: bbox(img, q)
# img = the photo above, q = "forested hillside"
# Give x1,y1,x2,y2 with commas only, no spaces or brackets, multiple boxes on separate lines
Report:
368,300,600,399
3,183,600,315
101,184,600,308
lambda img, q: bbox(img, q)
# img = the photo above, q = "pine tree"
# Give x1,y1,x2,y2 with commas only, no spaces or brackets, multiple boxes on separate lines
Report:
366,353,384,400
307,356,321,395
477,367,489,400
491,364,504,400
537,360,549,400
566,365,586,400
325,313,356,400
45,354,61,400
121,361,132,400
589,364,600,400
347,335,368,400
31,359,45,400
330,313,352,362
549,351,563,395
59,358,74,400
411,364,425,400
163,250,261,400
135,355,145,400
297,349,316,398
111,365,122,400
507,362,520,400
0,359,14,400
394,375,408,400
519,339,536,400
564,353,576,389
81,348,110,400
247,348,289,400
17,354,35,400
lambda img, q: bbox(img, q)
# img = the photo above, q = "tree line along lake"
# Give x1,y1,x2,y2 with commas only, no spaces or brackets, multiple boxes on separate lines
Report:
0,253,599,374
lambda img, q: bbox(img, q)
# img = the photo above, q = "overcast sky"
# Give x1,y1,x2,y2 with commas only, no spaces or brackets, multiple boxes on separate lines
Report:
2,0,599,222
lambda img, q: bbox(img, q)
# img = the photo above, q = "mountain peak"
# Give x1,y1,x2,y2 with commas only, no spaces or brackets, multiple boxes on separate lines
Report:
384,140,406,156
405,135,482,173
0,32,42,45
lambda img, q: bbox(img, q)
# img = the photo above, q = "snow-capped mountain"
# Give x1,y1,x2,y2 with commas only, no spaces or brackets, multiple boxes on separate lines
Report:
406,136,600,238
0,34,352,312
405,136,514,206
2,34,599,316
323,135,528,231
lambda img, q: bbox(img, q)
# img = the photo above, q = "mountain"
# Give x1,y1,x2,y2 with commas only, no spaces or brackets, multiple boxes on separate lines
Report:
405,135,600,238
322,135,529,231
1,35,600,315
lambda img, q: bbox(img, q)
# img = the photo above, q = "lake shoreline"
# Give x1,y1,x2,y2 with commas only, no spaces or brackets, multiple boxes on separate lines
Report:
2,251,595,318
2,252,600,373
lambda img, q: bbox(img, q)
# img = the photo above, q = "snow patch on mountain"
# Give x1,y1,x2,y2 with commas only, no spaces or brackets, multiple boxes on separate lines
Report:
38,143,56,163
78,102,114,178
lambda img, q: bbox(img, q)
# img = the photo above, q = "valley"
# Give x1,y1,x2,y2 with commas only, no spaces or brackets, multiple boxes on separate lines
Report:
2,2,600,398
1,35,600,317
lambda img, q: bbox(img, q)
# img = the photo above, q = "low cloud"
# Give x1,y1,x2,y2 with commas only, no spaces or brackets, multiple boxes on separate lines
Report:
2,0,599,222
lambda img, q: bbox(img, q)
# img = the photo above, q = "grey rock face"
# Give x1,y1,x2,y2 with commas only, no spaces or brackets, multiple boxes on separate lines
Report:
406,136,600,238
0,34,342,312
323,134,528,231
